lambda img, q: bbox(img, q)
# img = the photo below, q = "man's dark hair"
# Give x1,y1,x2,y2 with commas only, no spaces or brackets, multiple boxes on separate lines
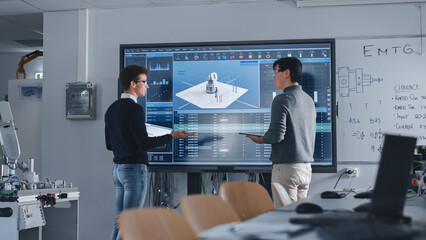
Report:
119,65,149,91
272,57,302,83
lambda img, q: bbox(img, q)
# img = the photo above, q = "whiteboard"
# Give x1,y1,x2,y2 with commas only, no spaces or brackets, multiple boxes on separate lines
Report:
336,37,426,162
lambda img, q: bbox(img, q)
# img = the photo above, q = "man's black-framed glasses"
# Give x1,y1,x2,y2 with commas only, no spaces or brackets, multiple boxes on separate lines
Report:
274,69,285,75
134,79,147,84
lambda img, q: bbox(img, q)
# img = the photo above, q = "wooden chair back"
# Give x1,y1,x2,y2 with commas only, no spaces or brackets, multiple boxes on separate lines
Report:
118,207,198,240
219,181,275,221
180,194,241,234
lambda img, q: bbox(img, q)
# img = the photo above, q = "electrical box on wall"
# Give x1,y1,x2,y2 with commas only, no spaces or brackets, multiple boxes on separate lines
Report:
66,82,96,120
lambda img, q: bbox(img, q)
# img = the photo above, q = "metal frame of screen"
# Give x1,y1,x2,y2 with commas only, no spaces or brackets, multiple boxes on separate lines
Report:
119,39,336,173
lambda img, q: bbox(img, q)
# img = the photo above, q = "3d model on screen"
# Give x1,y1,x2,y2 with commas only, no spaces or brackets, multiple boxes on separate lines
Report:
206,72,217,94
176,72,248,109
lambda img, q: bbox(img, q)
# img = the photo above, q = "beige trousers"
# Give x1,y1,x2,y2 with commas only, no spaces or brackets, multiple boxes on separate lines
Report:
271,163,312,206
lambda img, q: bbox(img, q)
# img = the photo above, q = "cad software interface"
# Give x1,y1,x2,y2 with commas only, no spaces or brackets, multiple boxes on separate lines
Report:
121,41,334,167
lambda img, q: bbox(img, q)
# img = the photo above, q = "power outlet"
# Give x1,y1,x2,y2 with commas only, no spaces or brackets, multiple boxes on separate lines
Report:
346,167,358,177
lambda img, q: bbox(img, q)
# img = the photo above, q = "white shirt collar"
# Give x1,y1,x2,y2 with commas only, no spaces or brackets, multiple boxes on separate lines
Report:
121,93,137,103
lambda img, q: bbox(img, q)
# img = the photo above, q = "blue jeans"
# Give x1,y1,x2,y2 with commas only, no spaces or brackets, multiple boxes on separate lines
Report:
111,163,148,240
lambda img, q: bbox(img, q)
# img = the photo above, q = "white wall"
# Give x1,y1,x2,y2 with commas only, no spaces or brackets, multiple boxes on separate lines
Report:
42,2,425,239
0,53,43,101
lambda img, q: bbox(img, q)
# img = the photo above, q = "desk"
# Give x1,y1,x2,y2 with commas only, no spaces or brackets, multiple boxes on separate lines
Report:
201,193,426,239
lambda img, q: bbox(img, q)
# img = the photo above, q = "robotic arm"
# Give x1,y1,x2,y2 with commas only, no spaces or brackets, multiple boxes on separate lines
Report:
0,101,21,172
16,50,43,79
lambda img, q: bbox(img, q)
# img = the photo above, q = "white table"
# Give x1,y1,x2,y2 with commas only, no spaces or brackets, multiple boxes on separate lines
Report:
201,192,426,240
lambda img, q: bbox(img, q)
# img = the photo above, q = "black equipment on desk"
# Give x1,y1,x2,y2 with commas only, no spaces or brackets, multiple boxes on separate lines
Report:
321,191,346,199
295,202,323,214
353,189,373,199
290,134,417,225
319,221,418,240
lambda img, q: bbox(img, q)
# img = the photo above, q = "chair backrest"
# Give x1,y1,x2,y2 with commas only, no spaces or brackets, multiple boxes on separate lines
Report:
118,207,198,240
271,182,293,207
218,181,275,221
180,194,241,234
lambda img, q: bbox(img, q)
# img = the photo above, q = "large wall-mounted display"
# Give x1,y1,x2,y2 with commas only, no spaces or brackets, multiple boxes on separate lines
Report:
120,39,336,172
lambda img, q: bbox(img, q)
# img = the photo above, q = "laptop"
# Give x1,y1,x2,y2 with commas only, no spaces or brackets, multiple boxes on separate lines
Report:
290,134,417,225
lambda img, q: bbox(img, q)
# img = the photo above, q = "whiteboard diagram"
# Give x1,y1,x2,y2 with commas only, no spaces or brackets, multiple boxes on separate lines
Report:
337,67,383,97
336,37,426,162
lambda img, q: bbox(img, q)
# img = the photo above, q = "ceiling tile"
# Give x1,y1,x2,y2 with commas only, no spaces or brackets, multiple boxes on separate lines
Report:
213,0,275,2
0,39,34,53
1,13,43,32
0,17,42,40
150,0,213,4
23,0,95,11
85,0,153,8
0,0,40,15
13,39,43,47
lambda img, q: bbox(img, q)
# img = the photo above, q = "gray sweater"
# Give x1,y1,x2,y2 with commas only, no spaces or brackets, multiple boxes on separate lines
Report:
262,85,316,164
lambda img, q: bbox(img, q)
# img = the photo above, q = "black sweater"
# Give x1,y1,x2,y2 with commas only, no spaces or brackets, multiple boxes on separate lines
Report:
104,98,172,164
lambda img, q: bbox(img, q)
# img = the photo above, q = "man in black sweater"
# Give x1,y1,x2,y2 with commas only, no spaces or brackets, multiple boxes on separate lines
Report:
105,65,194,240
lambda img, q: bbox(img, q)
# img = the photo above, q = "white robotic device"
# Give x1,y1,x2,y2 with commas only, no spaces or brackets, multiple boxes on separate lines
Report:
0,101,21,176
0,101,40,185
206,72,218,94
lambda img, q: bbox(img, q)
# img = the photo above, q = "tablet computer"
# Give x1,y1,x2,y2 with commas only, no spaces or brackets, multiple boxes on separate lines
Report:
239,132,263,137
146,123,173,137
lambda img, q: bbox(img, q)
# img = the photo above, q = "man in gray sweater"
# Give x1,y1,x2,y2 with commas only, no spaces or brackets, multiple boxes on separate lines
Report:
246,57,316,205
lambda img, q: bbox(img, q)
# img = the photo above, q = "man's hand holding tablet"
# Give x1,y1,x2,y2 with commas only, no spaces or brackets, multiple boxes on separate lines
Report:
239,133,264,144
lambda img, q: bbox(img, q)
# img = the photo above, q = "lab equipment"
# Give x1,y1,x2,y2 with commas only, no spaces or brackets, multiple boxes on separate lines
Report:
0,101,80,239
0,101,21,177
